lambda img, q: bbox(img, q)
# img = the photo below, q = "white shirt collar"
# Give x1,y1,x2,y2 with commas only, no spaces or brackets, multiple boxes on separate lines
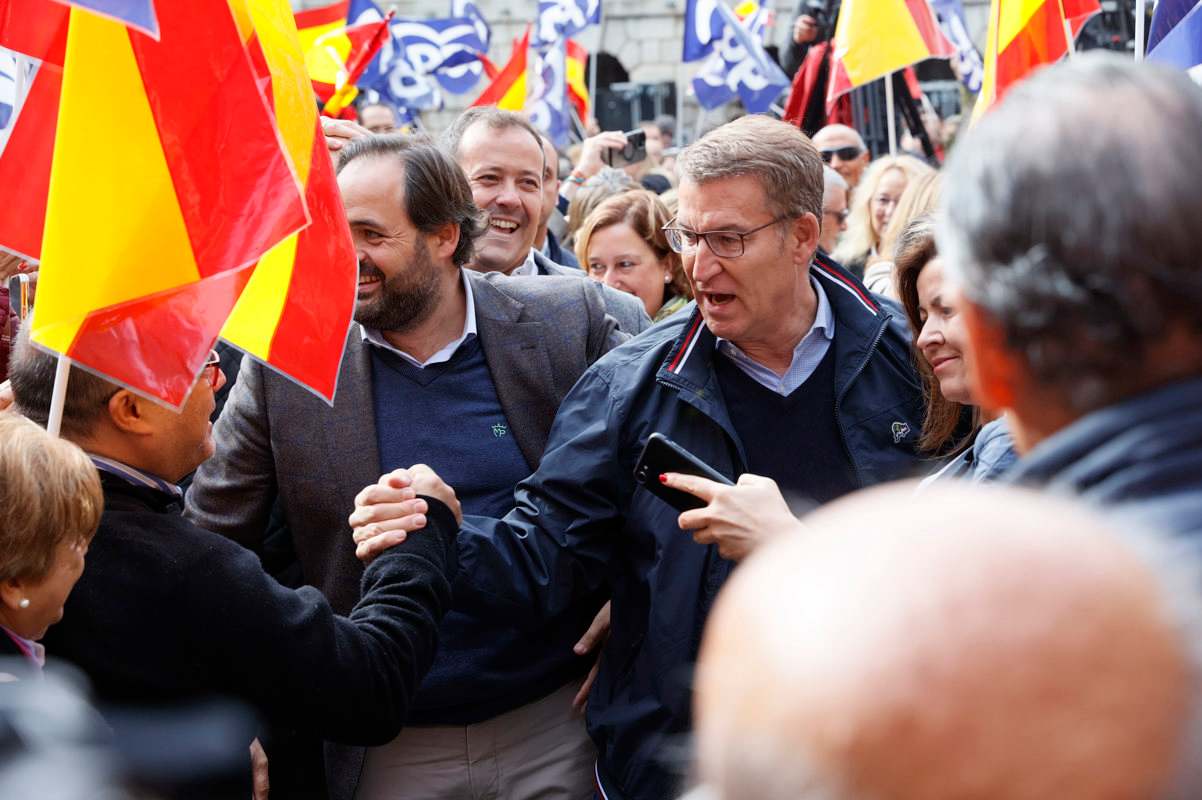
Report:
360,268,477,369
89,454,183,498
510,249,539,276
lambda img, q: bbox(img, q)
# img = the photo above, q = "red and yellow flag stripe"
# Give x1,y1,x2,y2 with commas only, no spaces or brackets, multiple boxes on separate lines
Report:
32,0,308,406
973,0,1100,119
221,0,357,402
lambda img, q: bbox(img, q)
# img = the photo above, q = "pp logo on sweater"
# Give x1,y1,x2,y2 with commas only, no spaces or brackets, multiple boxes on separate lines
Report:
891,421,911,444
492,423,509,438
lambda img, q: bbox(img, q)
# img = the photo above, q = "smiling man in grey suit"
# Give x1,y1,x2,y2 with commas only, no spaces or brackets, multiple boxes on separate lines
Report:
185,135,620,800
442,106,651,335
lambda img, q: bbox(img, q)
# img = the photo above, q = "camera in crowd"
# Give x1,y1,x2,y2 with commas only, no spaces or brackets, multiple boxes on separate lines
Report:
801,0,842,41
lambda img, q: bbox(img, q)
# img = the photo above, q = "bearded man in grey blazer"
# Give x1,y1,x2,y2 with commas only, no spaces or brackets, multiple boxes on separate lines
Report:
186,135,622,800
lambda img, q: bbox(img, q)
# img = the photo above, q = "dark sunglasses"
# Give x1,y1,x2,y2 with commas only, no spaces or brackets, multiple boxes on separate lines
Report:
820,146,864,163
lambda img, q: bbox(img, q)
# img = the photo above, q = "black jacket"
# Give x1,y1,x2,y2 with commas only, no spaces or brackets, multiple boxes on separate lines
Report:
456,253,926,799
44,473,458,746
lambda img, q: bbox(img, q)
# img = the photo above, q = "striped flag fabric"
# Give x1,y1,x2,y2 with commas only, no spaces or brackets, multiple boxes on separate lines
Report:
31,0,309,407
0,51,57,261
220,0,358,403
320,10,393,116
973,0,1100,119
1147,0,1202,79
58,0,158,38
566,38,589,120
472,26,530,111
0,0,68,66
828,0,955,107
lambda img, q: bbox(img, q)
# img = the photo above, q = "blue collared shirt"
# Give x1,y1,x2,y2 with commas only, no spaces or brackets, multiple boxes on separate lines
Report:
716,277,835,397
89,455,182,499
361,268,478,369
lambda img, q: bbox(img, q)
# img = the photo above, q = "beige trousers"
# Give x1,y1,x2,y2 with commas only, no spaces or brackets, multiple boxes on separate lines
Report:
355,680,596,800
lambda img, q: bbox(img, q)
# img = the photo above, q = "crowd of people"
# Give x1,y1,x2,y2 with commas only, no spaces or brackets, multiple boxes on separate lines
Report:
2,51,1202,800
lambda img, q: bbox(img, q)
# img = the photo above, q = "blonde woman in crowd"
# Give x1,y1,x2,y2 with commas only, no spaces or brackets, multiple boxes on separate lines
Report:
0,414,101,674
864,171,942,299
575,190,692,321
833,154,933,277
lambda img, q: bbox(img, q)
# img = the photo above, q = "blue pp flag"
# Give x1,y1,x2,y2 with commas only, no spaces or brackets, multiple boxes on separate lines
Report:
63,0,158,38
930,0,984,93
683,0,723,62
1148,0,1202,78
533,0,601,48
691,3,788,113
440,0,491,93
528,36,572,146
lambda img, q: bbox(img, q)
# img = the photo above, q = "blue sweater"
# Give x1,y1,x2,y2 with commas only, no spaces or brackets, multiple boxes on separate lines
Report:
370,338,595,723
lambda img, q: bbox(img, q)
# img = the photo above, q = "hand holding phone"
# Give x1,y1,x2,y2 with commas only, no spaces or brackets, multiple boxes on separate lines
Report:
633,433,733,512
603,129,648,168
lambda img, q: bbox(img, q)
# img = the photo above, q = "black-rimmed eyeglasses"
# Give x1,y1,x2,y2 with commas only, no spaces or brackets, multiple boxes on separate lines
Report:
661,216,789,258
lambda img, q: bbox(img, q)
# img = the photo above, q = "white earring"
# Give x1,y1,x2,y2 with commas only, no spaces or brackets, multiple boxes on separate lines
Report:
17,599,29,609
664,274,672,284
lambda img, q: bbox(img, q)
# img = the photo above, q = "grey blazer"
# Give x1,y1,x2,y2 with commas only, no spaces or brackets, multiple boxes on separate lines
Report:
531,249,653,335
185,269,626,614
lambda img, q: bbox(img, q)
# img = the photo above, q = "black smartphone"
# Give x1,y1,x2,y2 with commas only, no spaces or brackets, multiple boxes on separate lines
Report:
633,433,734,512
603,129,648,168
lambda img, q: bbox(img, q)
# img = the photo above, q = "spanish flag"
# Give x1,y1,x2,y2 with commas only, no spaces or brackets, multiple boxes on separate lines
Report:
221,0,358,403
473,26,530,111
293,0,390,113
30,0,357,407
566,38,589,121
827,0,954,107
973,0,1100,119
32,0,308,407
473,28,589,121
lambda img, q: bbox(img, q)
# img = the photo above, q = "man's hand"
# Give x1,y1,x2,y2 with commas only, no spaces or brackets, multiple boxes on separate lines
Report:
793,14,819,45
350,467,461,563
406,463,461,522
322,117,371,156
575,131,628,180
661,473,804,562
571,600,611,715
0,381,13,413
250,738,269,800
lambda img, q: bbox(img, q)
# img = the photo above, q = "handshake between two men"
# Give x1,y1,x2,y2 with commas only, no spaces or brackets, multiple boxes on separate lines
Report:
349,464,805,565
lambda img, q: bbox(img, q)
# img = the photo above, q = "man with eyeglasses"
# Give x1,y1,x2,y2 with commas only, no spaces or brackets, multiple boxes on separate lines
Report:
352,115,925,800
819,165,850,255
812,123,871,190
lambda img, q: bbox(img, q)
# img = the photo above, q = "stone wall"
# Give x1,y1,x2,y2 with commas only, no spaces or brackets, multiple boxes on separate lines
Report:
294,0,993,135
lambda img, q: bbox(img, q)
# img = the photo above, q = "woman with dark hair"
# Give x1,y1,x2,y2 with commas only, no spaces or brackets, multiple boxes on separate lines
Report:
575,190,693,321
893,215,1016,481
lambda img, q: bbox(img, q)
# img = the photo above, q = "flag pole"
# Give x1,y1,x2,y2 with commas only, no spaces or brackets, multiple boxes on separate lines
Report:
1056,0,1077,61
46,355,72,438
589,6,604,126
1134,0,1147,61
885,73,897,156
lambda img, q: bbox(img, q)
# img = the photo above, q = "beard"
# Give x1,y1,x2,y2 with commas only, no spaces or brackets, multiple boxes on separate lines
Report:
354,238,443,334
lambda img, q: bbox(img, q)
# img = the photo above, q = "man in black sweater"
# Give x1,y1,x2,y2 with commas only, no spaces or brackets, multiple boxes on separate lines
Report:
7,322,460,797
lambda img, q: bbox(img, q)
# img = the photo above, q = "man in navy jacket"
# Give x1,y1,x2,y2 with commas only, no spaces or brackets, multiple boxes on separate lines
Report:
354,115,926,799
938,55,1202,539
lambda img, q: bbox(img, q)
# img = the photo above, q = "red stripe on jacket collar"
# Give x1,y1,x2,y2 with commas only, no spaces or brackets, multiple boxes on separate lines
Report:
667,312,705,374
812,254,880,315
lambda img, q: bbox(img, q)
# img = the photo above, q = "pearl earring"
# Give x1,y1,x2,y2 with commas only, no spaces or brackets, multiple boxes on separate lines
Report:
18,599,29,609
664,274,672,284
